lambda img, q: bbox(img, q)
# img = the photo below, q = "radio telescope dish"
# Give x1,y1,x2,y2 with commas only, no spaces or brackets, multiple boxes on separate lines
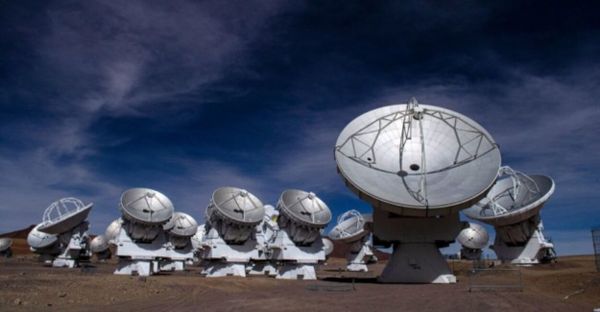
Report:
463,167,556,265
277,190,332,228
165,212,198,237
269,190,332,279
27,224,58,249
334,98,501,283
38,198,93,234
207,187,265,226
202,187,266,277
165,212,198,248
105,218,123,242
0,238,13,252
90,235,109,253
329,210,369,244
120,188,174,225
334,99,501,216
322,237,334,257
328,209,376,272
463,168,555,227
205,187,265,244
457,222,489,250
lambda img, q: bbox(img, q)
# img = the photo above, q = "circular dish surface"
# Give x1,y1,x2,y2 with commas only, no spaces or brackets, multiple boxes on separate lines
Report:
335,101,501,216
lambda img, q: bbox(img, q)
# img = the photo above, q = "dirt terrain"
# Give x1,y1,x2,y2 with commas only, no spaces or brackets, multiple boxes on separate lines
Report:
0,254,598,312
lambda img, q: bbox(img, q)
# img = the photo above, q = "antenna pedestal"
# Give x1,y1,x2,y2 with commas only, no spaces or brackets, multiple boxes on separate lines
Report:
277,264,317,280
202,262,247,277
114,228,194,276
270,230,325,280
346,237,374,272
373,209,461,283
95,249,112,261
248,215,279,276
492,220,555,265
380,243,456,283
460,247,483,260
247,261,278,276
200,227,259,277
51,222,91,268
115,259,156,276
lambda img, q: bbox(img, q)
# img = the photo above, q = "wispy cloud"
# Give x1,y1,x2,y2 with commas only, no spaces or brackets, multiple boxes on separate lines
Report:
0,0,299,232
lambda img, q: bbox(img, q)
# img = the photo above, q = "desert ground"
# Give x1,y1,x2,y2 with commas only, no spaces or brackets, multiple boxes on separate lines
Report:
1,237,599,311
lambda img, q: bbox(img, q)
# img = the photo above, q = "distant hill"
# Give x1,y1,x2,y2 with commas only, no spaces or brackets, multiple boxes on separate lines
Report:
0,224,35,239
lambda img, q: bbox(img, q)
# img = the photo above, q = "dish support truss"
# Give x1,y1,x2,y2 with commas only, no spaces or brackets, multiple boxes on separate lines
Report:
335,98,498,206
480,166,541,217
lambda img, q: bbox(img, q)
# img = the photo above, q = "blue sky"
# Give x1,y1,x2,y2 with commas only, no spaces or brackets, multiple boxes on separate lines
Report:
0,1,598,255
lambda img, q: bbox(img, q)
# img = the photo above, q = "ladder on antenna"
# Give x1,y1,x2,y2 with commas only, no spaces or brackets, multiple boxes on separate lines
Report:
399,98,428,206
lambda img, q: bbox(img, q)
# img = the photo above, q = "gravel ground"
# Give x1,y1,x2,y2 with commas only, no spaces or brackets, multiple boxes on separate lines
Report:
0,255,598,311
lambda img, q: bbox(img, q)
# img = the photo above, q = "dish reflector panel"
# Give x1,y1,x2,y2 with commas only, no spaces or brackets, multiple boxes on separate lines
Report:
208,187,265,226
105,218,123,242
165,212,198,237
27,224,58,249
38,198,93,234
457,223,489,249
0,238,12,252
329,210,369,243
334,99,501,216
90,235,109,253
463,168,555,227
277,189,332,227
120,188,174,225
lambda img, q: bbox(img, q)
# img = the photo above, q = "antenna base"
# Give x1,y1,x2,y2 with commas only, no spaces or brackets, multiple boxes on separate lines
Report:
202,262,247,277
492,224,555,265
379,243,456,283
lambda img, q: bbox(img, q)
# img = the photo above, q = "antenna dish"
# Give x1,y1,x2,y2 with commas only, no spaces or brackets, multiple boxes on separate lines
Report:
334,102,501,216
105,218,123,242
329,210,369,244
206,187,265,244
277,189,332,228
165,212,198,248
90,235,109,253
463,167,556,264
120,188,174,225
0,238,13,252
276,189,332,245
165,212,198,237
457,222,489,250
463,170,555,227
207,187,265,226
38,198,93,234
27,223,58,249
322,237,334,256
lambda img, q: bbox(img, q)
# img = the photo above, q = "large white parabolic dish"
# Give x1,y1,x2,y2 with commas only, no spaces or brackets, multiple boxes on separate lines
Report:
164,212,198,238
38,198,93,234
120,188,174,225
463,174,555,227
207,187,265,226
277,189,332,227
334,100,501,216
